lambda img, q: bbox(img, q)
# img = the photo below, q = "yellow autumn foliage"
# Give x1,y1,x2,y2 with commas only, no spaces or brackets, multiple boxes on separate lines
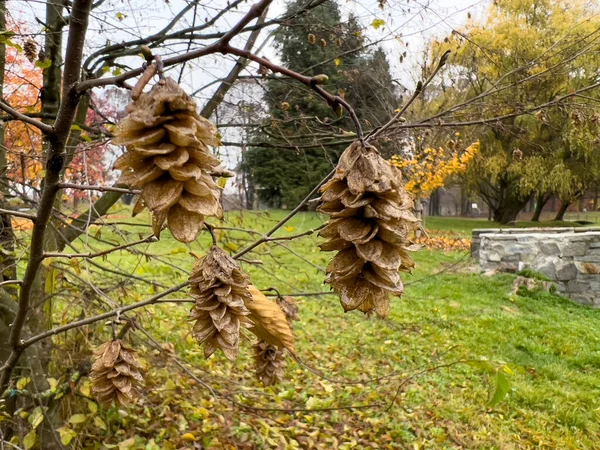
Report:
390,141,479,197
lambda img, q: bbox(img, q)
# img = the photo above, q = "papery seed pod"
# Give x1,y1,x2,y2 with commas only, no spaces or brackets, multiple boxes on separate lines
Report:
253,340,286,387
189,246,253,360
24,40,37,63
245,285,295,353
90,339,144,406
318,142,418,318
112,78,224,243
277,295,299,323
308,34,316,44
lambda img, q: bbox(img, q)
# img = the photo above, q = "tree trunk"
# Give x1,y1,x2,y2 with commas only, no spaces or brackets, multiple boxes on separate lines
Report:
460,186,471,216
429,189,441,216
415,191,423,237
492,195,530,224
594,184,599,211
554,201,570,221
531,194,550,222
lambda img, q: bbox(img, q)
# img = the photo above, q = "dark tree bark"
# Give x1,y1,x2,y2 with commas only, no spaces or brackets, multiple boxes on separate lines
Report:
429,189,441,216
532,194,551,222
554,201,570,221
491,192,531,224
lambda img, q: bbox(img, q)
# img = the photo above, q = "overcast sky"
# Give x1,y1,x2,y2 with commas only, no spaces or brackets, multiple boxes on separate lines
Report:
9,0,489,190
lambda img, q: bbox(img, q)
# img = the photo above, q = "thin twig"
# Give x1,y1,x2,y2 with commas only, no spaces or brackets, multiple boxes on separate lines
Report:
368,50,451,142
233,168,335,259
58,183,140,195
43,235,156,259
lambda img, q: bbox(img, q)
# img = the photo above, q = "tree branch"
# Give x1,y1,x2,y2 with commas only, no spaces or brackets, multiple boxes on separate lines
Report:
0,100,54,134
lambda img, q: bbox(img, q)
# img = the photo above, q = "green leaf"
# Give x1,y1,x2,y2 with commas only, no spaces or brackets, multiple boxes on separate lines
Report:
23,430,37,450
116,12,126,21
57,426,77,446
88,400,98,414
371,18,385,30
28,407,44,429
112,67,122,76
69,413,87,425
35,59,52,69
487,370,510,407
70,124,83,132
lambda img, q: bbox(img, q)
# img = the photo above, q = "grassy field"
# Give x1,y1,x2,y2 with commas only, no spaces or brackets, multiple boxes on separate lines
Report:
56,208,600,449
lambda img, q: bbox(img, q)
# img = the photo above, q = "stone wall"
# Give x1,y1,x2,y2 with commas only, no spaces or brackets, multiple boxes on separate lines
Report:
475,228,600,306
471,227,600,259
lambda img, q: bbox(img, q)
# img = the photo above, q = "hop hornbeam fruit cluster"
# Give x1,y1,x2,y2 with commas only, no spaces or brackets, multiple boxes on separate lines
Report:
189,248,296,365
318,141,418,317
253,340,286,387
113,78,223,243
252,290,297,386
189,245,253,360
90,339,144,406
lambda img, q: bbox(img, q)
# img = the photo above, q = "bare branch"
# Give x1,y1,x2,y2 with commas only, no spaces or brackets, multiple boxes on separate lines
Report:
0,100,54,134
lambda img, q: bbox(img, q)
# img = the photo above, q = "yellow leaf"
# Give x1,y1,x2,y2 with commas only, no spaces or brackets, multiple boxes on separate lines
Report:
23,430,36,450
28,407,44,429
80,380,91,397
57,426,77,446
69,414,87,425
217,177,227,189
94,416,107,430
334,58,341,67
181,433,197,442
17,377,30,390
48,377,59,393
371,18,385,29
284,226,294,232
195,407,209,419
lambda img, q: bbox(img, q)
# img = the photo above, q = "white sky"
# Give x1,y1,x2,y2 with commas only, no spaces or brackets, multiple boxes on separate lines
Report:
8,0,489,191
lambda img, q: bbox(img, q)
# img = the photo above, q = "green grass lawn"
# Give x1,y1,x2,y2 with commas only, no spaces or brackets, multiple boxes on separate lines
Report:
56,209,600,449
425,216,585,237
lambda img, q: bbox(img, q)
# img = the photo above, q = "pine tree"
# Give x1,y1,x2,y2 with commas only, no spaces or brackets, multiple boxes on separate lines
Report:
243,0,399,207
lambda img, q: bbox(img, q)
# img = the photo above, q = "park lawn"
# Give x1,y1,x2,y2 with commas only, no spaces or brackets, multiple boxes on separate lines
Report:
57,209,600,449
425,216,584,237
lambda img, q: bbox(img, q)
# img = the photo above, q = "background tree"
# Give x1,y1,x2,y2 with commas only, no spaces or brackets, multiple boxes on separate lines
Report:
243,0,399,207
424,0,600,223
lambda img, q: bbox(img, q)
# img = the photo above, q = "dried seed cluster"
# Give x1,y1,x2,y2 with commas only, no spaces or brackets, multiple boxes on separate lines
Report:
252,291,297,386
253,340,286,387
190,246,253,360
24,40,37,63
318,142,418,317
113,77,223,243
90,339,143,406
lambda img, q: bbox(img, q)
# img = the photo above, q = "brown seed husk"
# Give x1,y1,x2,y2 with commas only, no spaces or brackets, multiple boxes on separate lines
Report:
253,340,286,387
245,286,295,353
112,77,223,243
189,246,253,360
90,339,144,406
318,142,418,318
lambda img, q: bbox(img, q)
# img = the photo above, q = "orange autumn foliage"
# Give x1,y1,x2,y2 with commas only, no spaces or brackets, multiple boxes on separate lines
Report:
4,19,111,199
4,20,43,187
